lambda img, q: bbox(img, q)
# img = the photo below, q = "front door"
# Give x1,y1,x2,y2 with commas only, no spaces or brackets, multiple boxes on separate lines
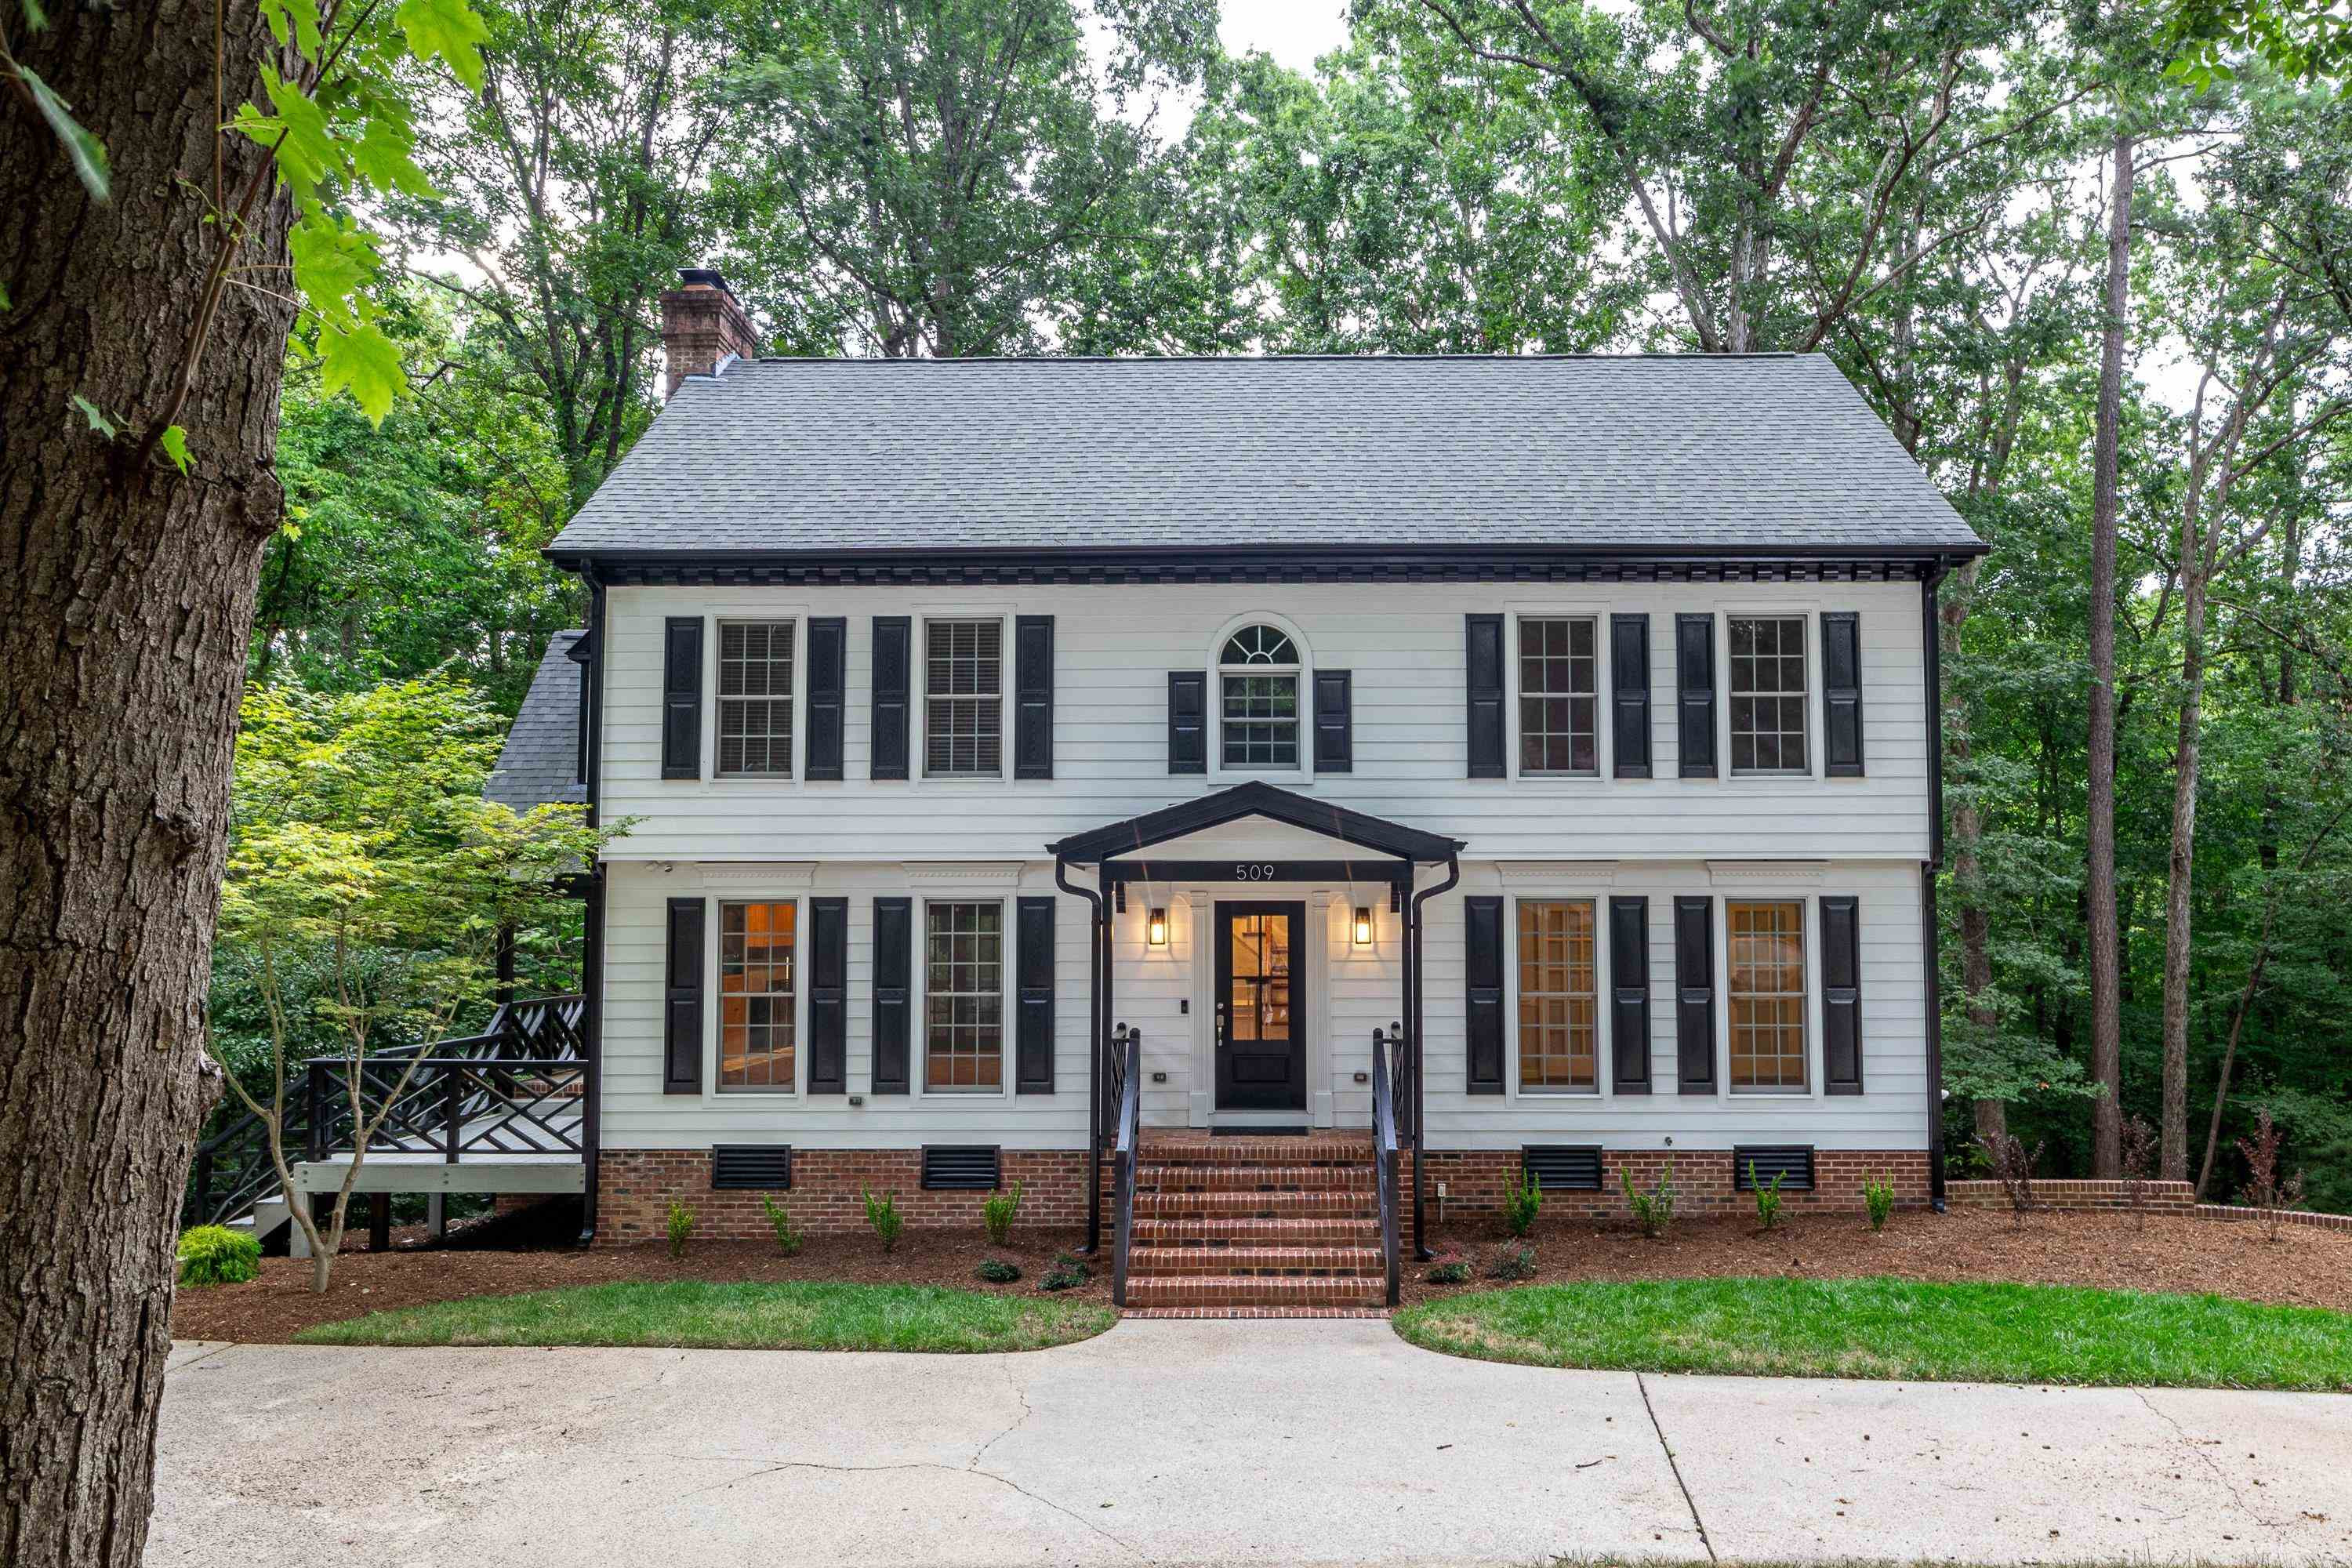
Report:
1214,902,1306,1112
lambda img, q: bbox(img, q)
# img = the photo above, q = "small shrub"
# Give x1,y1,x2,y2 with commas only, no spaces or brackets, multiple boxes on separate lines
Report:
1038,1265,1087,1292
1621,1160,1676,1240
176,1225,260,1287
862,1185,904,1252
1502,1165,1543,1238
982,1180,1025,1246
2120,1115,2158,1229
759,1196,804,1257
2236,1107,2307,1242
1975,1131,2043,1227
1862,1175,1896,1232
1053,1248,1091,1277
1748,1160,1784,1232
1486,1243,1537,1281
666,1200,696,1259
1424,1248,1472,1285
976,1258,1022,1283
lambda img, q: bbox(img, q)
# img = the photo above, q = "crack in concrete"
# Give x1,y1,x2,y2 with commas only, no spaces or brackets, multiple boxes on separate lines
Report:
970,1363,1036,1471
681,1456,1149,1560
165,1344,240,1376
1637,1373,1716,1564
2132,1389,2298,1537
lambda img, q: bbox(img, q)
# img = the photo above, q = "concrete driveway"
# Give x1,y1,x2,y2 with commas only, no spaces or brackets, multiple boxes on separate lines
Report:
151,1323,2352,1566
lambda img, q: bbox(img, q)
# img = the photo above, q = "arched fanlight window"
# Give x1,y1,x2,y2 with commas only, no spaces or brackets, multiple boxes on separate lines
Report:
1218,625,1301,768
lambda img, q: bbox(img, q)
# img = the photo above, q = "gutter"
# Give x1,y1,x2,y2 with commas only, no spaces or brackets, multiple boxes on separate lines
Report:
1922,568,1949,1214
577,571,608,1247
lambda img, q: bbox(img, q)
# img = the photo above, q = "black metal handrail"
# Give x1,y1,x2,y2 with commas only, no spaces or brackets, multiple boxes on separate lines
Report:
1371,1027,1402,1307
1109,1026,1142,1307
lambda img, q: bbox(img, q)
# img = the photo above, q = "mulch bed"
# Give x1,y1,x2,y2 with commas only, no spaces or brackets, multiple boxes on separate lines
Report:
173,1200,1109,1344
1405,1204,2352,1311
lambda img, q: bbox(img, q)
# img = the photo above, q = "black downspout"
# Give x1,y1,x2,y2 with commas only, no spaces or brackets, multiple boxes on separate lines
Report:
1056,855,1107,1254
577,572,608,1247
1408,855,1460,1260
1923,568,1948,1212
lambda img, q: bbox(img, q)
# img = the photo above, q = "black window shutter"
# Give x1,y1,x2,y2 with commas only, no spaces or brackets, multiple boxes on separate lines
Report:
1167,671,1207,774
1673,895,1716,1093
1014,615,1054,779
869,617,911,780
808,897,848,1094
1822,612,1865,777
1609,895,1651,1094
1313,669,1353,772
1465,613,1505,779
662,897,704,1094
1675,614,1716,779
1015,896,1056,1094
660,617,702,780
871,896,911,1094
1821,895,1864,1094
1465,895,1504,1094
806,617,846,780
1611,614,1651,778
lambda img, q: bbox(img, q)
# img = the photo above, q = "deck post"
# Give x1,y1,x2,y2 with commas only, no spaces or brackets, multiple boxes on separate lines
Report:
368,1192,391,1252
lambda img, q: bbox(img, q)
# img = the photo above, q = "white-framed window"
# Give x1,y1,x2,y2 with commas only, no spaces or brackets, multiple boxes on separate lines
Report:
717,620,795,777
924,899,1005,1092
1218,624,1301,769
1516,898,1599,1093
925,619,1004,777
717,898,797,1092
1518,616,1599,776
1729,615,1809,775
1726,898,1807,1093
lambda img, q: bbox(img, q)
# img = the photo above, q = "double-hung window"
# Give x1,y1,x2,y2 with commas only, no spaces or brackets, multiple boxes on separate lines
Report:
1727,900,1806,1092
1219,624,1300,768
1729,615,1808,774
1517,899,1598,1091
717,620,794,776
925,901,1004,1091
1518,617,1598,775
925,619,1003,776
717,901,796,1091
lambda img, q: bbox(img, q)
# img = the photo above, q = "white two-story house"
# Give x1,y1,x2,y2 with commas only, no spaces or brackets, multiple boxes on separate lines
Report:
494,270,1987,1309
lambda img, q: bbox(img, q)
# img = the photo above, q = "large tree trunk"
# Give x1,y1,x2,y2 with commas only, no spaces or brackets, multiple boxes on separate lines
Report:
2084,130,2135,1178
0,6,297,1565
2160,547,2209,1181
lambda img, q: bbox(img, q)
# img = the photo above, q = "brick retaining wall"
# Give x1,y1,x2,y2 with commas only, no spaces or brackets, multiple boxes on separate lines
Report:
1945,1178,2196,1214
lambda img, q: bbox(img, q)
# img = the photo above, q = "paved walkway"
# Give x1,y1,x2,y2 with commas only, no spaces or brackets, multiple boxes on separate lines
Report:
151,1323,2352,1566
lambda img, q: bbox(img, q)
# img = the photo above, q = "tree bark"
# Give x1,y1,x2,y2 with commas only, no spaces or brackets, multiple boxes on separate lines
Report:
0,6,297,1565
2084,130,2134,1178
2160,521,2209,1181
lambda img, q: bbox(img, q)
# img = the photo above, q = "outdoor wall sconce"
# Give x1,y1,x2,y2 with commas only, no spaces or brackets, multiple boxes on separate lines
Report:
1147,906,1169,946
1353,905,1374,946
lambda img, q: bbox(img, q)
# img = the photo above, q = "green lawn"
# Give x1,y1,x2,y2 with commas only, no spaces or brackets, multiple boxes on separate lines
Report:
1393,1277,2352,1390
295,1280,1116,1353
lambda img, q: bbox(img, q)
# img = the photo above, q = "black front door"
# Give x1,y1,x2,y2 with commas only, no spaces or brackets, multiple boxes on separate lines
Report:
1214,902,1306,1111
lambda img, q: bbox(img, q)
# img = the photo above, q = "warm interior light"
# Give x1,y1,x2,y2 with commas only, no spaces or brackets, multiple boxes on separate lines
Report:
1353,905,1374,946
1147,906,1169,947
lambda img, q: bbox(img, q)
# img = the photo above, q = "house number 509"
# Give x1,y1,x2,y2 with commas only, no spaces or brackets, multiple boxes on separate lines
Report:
1235,862,1277,881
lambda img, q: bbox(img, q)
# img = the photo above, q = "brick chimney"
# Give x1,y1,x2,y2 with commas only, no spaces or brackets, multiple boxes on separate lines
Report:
660,267,760,395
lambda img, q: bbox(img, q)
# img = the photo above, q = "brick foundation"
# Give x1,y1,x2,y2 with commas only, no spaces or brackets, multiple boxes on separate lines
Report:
1408,1148,1932,1216
595,1148,1092,1246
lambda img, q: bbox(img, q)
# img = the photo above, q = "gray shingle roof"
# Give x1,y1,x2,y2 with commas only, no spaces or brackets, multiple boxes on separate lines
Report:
548,354,1983,561
486,632,586,811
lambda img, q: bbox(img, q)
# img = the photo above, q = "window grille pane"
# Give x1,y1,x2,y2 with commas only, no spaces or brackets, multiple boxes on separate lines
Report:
1518,618,1598,775
925,620,1003,775
718,901,796,1091
1729,616,1808,773
1517,900,1597,1091
1727,900,1806,1091
717,621,794,776
1221,625,1298,666
925,902,1004,1091
1220,673,1299,767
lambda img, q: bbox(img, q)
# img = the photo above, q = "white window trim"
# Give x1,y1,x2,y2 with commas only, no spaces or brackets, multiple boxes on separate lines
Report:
912,893,1015,1101
1715,888,1824,1101
702,890,806,1101
1504,887,1612,1103
699,606,809,788
1715,604,1823,782
913,608,1014,786
1207,610,1316,783
1504,603,1613,784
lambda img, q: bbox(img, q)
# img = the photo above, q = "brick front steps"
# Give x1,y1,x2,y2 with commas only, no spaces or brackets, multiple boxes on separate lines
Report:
1123,1132,1389,1311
